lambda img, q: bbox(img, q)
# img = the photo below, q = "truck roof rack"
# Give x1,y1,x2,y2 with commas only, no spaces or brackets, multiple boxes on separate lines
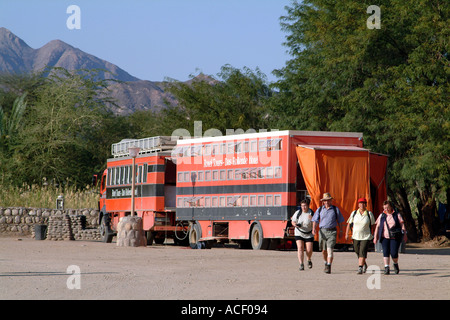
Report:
111,136,177,158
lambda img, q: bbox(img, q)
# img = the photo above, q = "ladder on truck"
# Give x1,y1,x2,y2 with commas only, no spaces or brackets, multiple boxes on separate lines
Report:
111,136,177,158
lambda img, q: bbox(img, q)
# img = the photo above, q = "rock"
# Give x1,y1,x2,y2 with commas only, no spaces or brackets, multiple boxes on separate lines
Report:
116,216,146,247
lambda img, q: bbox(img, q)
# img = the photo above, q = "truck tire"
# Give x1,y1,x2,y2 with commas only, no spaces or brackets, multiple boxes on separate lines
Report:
189,223,202,249
99,215,113,243
250,223,270,250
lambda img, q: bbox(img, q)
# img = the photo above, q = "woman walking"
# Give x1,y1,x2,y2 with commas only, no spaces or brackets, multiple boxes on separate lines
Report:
291,199,314,270
373,200,407,274
345,198,375,274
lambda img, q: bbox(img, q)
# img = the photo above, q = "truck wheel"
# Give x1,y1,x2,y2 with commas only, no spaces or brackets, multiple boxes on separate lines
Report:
189,223,202,249
250,223,270,250
99,215,113,243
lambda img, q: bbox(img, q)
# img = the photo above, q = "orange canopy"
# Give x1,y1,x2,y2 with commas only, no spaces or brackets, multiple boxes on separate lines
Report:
296,145,372,243
369,152,388,217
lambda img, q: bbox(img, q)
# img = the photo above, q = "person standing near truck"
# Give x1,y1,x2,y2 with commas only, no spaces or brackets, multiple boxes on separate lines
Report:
345,198,375,274
312,193,345,274
291,199,314,271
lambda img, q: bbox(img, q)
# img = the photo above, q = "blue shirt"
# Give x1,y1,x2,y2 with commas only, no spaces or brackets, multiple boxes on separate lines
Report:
312,205,345,229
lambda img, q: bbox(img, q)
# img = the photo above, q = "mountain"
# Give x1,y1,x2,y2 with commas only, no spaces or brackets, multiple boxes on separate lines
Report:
0,27,175,114
0,28,34,73
107,80,177,114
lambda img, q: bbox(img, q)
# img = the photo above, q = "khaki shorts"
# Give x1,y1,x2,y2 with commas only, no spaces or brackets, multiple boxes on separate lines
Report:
319,228,337,251
353,239,370,258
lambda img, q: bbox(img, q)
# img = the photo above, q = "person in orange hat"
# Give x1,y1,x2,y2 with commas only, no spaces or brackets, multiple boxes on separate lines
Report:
345,198,375,274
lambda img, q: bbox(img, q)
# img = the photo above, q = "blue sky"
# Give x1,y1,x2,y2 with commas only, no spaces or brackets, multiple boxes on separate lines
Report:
0,0,294,83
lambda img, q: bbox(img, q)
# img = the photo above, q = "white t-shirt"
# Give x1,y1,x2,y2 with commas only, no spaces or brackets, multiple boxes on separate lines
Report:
347,209,375,240
291,209,314,238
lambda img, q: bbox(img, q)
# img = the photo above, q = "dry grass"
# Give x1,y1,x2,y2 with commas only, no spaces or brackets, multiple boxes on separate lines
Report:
0,184,98,209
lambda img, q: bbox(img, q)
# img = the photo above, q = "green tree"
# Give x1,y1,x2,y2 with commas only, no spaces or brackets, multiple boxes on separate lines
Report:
163,65,272,136
0,93,27,151
9,68,117,187
272,0,449,241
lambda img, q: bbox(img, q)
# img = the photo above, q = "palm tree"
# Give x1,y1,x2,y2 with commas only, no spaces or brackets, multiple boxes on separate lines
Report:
0,92,27,150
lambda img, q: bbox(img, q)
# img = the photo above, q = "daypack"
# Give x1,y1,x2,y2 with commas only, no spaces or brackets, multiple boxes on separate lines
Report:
294,208,314,234
295,208,314,220
349,209,374,232
379,211,402,240
318,205,339,223
350,209,374,224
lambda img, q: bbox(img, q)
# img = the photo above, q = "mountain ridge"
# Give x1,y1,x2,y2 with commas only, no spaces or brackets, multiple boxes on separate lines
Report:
0,27,176,114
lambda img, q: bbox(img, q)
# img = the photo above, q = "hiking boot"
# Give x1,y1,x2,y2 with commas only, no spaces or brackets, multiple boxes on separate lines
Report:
299,264,304,271
308,260,313,269
384,266,390,275
357,266,363,274
393,263,400,274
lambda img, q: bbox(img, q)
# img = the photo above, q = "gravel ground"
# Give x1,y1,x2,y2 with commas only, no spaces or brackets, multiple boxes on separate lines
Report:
0,236,449,300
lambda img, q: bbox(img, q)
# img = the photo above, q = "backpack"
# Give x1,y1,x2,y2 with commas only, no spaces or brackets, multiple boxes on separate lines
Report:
295,208,313,220
294,208,314,234
318,205,339,222
380,211,402,240
349,209,374,232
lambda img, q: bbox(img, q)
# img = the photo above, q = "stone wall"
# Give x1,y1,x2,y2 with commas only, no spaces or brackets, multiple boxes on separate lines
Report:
0,207,100,240
45,214,101,241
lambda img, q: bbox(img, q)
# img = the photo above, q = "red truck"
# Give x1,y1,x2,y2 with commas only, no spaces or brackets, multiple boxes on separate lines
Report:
96,131,388,249
95,136,189,245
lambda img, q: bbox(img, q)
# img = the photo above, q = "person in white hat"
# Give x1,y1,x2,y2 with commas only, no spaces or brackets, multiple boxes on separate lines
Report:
312,193,345,274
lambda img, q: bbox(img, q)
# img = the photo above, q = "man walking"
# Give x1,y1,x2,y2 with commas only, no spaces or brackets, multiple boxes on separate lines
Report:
312,193,345,274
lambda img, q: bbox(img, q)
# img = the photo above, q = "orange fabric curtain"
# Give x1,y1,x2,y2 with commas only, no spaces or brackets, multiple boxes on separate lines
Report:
296,146,371,226
369,153,388,217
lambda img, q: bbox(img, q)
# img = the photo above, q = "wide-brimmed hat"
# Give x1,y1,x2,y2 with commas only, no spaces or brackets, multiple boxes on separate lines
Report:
320,193,333,201
357,197,367,203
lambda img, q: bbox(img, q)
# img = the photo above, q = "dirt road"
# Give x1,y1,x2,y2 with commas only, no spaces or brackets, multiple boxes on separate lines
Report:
0,236,449,300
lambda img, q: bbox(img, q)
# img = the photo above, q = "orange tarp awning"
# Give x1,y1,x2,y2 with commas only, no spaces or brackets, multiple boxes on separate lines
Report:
369,152,388,217
296,145,371,243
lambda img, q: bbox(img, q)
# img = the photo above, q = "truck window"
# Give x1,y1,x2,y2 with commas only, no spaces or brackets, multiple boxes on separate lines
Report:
101,174,106,192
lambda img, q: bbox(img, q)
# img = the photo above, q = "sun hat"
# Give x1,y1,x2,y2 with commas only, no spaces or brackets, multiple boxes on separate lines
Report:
320,193,333,201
